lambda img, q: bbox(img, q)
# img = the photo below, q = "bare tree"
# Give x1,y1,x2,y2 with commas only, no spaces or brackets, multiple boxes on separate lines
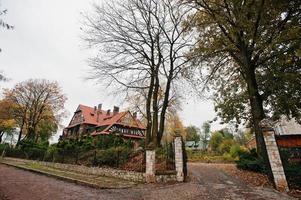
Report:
0,8,13,30
0,71,7,82
0,6,13,52
83,0,197,147
125,84,182,124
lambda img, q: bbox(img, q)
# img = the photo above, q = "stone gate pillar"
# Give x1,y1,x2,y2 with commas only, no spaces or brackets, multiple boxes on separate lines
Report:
145,149,156,183
174,137,184,182
260,119,289,192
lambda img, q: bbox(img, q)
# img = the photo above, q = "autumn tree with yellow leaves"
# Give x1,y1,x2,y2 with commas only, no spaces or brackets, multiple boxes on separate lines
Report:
3,79,67,145
0,100,17,143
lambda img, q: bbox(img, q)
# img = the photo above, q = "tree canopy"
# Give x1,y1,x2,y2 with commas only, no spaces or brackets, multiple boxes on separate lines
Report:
209,131,223,152
185,125,200,143
0,99,17,143
3,79,67,144
187,0,301,166
83,0,197,147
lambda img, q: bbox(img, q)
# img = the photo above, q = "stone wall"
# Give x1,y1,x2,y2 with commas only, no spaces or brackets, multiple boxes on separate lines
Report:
39,161,146,182
156,174,177,183
32,159,178,183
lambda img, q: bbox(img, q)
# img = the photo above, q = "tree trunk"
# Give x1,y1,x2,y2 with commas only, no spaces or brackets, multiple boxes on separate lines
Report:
27,127,35,141
145,71,154,147
16,120,25,146
0,131,3,143
244,66,272,179
35,133,39,143
16,130,22,146
158,54,174,145
239,45,270,171
151,75,160,146
158,76,172,145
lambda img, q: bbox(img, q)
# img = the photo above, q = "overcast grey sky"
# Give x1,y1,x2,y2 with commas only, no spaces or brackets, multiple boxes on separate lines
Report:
0,0,223,142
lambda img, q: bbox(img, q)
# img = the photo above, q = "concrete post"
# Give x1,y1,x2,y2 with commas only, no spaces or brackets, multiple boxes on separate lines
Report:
174,137,184,182
260,119,289,192
145,150,156,183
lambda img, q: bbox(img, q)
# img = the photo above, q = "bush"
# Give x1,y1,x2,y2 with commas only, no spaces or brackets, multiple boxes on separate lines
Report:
222,153,236,162
5,147,26,158
25,147,46,160
0,143,9,155
18,140,48,160
93,147,132,167
279,147,301,188
284,163,301,188
218,139,235,154
95,134,126,149
137,139,145,149
210,132,223,152
236,149,264,172
1,140,49,160
229,145,244,158
43,145,59,162
79,136,97,151
57,139,77,151
2,135,140,168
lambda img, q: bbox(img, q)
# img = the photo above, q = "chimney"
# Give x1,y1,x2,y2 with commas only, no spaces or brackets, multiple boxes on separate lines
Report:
98,103,102,111
96,111,100,122
113,106,119,115
133,112,137,119
107,109,111,116
94,106,97,113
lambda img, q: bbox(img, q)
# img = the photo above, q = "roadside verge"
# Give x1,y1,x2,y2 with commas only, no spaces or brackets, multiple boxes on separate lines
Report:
0,157,138,189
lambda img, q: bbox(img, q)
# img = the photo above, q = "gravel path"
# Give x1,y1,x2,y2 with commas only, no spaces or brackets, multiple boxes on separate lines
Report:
0,163,295,200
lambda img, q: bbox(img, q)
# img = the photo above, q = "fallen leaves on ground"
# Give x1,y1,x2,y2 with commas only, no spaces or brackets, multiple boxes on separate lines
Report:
212,164,273,187
288,189,301,199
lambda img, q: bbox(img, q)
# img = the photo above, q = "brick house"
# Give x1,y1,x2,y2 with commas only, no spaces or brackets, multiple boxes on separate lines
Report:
61,104,145,142
245,117,301,149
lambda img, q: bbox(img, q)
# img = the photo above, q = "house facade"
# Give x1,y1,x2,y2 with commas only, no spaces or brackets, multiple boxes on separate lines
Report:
61,104,145,141
245,117,301,149
185,141,206,150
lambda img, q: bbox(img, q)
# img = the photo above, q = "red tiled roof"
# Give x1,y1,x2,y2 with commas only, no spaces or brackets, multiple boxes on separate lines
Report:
66,104,146,131
77,104,106,125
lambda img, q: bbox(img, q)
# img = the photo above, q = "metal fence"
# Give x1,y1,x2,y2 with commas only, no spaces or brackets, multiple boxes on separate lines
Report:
155,142,176,173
